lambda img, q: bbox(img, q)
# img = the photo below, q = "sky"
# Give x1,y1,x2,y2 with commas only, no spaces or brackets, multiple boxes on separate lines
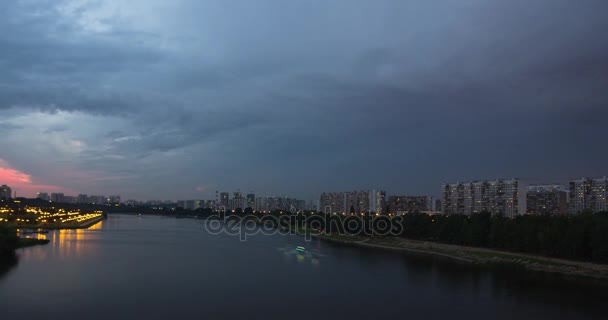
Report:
0,0,607,201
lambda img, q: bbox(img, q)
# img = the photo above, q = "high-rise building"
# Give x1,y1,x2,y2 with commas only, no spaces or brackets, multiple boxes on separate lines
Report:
89,195,106,205
370,190,387,214
219,192,230,209
254,196,304,212
569,177,608,214
346,191,371,214
78,194,88,204
202,200,216,209
388,196,433,215
0,185,12,200
246,193,255,209
441,179,526,217
37,192,50,201
64,196,77,204
320,192,345,214
526,185,568,216
231,192,244,210
320,190,386,215
50,193,65,203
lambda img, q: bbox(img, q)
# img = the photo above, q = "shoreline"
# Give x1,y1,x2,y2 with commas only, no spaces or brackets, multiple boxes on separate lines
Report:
45,215,105,230
8,215,106,231
312,234,608,282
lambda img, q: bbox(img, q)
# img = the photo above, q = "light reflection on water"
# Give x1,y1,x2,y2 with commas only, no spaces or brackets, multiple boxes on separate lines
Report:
18,220,103,261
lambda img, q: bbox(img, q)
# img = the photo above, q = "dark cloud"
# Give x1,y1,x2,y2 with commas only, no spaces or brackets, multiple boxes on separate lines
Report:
0,0,607,200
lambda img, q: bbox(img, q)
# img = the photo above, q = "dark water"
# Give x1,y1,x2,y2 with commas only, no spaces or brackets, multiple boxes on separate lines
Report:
0,214,605,320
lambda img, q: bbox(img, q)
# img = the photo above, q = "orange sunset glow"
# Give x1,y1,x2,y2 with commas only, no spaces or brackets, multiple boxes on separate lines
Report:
0,158,67,197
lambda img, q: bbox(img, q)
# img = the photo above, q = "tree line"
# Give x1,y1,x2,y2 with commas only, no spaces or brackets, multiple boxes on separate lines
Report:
365,211,608,263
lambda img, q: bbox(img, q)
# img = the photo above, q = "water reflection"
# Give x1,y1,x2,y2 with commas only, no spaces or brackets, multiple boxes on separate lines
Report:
17,220,104,262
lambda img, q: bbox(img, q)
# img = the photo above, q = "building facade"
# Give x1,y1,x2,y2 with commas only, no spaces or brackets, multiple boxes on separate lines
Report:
231,192,244,210
388,196,433,215
346,191,371,214
320,190,386,215
50,193,65,203
569,177,608,214
255,196,306,212
370,190,387,214
526,185,568,216
441,179,526,217
0,185,12,199
246,193,255,209
319,192,345,214
37,192,50,201
219,192,230,209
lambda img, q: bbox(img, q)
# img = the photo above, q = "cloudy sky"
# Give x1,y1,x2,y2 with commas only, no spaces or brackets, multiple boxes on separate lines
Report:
0,0,607,201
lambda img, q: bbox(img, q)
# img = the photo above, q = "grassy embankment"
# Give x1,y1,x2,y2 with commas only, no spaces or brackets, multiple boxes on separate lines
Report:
302,230,608,281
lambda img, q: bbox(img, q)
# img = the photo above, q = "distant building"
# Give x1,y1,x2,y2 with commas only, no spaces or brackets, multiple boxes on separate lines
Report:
231,192,244,210
295,200,306,212
37,192,50,201
434,199,442,212
77,194,88,204
255,196,306,212
0,185,11,200
526,185,568,216
441,179,526,217
63,196,77,204
219,192,230,209
246,193,255,209
202,200,216,209
388,196,432,215
50,193,65,203
319,192,345,214
346,191,371,214
370,190,387,214
569,177,608,214
88,195,106,205
320,190,386,215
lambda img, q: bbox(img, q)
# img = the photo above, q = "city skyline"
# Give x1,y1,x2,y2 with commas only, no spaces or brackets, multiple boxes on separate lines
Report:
3,174,606,203
1,0,607,201
3,174,607,216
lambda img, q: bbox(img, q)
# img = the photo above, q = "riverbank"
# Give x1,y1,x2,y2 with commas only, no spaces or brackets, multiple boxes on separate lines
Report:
6,215,106,230
42,215,105,230
313,234,608,281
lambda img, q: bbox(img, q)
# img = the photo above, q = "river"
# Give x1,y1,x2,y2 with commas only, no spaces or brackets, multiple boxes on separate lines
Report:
0,214,605,319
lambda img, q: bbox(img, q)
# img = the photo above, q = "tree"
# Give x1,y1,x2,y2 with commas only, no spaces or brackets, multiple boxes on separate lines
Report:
0,226,18,257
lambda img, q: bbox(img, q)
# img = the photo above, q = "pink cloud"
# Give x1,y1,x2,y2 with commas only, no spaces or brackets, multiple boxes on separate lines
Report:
0,159,72,197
